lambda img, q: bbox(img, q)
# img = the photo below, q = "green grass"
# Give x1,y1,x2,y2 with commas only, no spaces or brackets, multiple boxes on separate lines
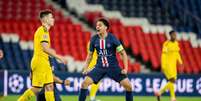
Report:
1,95,201,101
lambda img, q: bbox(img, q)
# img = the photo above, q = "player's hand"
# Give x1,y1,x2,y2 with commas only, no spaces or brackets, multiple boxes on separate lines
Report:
58,55,67,64
29,72,32,80
121,69,128,74
0,50,3,59
82,68,90,75
64,79,70,86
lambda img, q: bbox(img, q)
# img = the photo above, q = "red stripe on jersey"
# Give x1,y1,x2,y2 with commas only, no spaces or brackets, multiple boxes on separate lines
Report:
101,39,104,49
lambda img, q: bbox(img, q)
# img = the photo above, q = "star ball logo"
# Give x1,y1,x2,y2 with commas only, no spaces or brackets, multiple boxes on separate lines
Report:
9,74,24,93
196,77,201,94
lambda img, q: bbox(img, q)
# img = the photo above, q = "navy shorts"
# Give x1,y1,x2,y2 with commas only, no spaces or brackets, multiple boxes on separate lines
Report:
87,66,127,84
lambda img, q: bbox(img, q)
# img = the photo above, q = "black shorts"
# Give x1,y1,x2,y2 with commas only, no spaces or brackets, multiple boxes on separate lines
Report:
87,66,127,84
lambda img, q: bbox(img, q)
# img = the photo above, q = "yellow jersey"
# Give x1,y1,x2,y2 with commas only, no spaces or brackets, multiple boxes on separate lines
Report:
30,26,54,87
87,42,98,69
31,26,51,64
161,40,183,79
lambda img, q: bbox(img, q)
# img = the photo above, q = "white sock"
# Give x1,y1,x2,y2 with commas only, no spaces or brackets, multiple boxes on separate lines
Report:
90,96,95,100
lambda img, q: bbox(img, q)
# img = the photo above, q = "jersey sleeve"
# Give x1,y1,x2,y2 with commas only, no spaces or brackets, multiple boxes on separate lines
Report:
162,41,168,53
113,35,124,52
39,32,49,43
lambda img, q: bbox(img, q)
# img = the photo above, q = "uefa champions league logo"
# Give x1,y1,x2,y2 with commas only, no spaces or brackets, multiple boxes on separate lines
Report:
196,77,201,95
9,74,24,93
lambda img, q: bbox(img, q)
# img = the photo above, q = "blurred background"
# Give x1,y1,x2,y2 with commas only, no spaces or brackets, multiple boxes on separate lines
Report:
0,0,201,101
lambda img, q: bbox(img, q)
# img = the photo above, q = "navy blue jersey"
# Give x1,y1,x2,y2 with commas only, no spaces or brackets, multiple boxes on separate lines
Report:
89,33,123,68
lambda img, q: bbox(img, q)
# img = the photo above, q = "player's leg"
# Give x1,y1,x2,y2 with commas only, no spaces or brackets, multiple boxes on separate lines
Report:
79,76,94,101
18,69,43,101
155,76,176,101
44,83,55,101
120,78,133,101
107,67,133,101
155,71,172,96
89,82,101,101
18,87,41,101
155,81,171,101
155,79,170,101
54,85,62,101
44,69,55,101
158,82,171,95
37,83,61,101
37,88,46,101
168,78,176,101
79,67,106,101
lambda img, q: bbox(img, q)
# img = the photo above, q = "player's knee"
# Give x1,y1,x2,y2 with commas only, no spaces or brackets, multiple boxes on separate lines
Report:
81,80,91,89
81,76,93,88
45,83,54,91
169,78,176,83
125,83,132,91
31,87,41,94
122,82,132,91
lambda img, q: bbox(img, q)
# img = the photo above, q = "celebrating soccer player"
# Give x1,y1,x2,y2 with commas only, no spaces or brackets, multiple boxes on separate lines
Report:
18,10,67,101
155,30,183,101
79,18,133,101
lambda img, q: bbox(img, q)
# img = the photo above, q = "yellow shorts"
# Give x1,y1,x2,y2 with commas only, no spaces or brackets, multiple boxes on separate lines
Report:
31,57,53,87
163,67,177,80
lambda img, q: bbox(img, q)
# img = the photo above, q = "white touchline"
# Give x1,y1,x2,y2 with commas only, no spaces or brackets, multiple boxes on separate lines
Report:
4,70,8,96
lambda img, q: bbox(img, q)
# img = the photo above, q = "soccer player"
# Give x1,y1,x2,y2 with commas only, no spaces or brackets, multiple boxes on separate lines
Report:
0,49,3,59
87,42,100,101
79,18,133,101
18,10,67,101
155,31,183,101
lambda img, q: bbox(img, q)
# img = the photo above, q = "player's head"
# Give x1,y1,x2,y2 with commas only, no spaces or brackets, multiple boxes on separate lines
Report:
96,18,109,34
169,30,176,41
39,10,54,27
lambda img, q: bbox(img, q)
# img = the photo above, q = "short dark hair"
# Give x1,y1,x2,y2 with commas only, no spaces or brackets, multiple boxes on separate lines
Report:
169,30,175,35
39,9,52,19
97,18,110,30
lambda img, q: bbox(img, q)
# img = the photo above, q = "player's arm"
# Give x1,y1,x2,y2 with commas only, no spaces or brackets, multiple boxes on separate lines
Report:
113,35,128,74
53,75,70,86
177,52,183,64
82,52,93,74
162,41,168,54
0,49,3,59
41,42,66,64
177,44,183,65
118,45,128,74
82,39,95,74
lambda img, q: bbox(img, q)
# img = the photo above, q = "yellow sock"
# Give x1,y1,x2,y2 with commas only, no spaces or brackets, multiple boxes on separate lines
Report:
90,83,100,100
17,89,35,101
45,91,55,101
159,82,171,94
169,82,176,99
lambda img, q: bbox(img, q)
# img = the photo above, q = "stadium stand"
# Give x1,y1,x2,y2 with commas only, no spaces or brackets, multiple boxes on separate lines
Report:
0,0,140,73
0,0,90,72
55,0,201,74
1,0,201,74
85,0,201,37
